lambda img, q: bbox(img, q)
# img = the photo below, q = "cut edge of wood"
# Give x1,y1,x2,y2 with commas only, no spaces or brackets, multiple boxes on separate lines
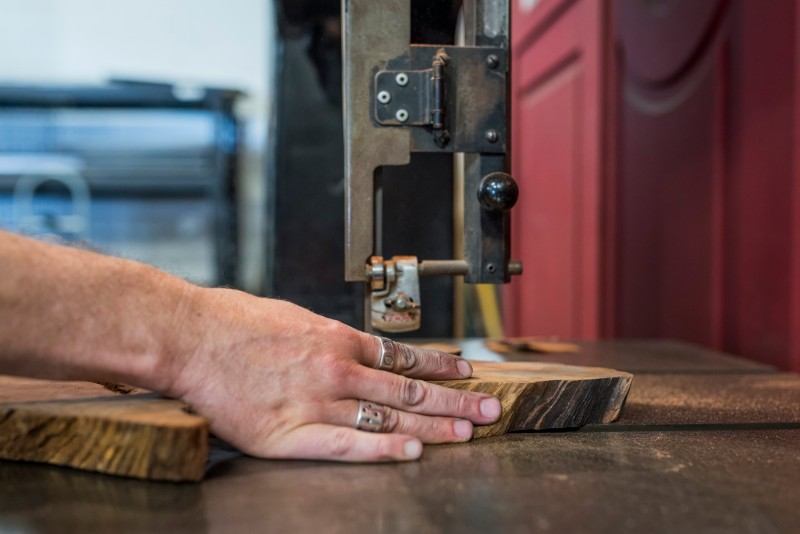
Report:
435,367,634,439
0,400,210,482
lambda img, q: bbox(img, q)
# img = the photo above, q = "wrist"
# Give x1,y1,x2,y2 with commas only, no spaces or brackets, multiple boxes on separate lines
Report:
153,284,246,399
100,260,206,397
146,275,207,397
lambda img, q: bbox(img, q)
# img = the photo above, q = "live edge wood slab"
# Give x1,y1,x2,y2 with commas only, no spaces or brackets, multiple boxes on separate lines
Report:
0,378,208,482
433,362,632,438
0,362,632,481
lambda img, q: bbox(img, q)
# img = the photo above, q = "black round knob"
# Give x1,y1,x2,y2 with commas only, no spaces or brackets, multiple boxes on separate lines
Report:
478,172,519,211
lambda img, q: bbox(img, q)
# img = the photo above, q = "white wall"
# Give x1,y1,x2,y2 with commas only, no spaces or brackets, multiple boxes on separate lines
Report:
0,0,270,94
0,0,276,291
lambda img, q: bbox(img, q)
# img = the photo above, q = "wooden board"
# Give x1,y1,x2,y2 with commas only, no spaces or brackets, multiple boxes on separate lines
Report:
434,361,633,438
485,338,581,354
0,361,631,479
414,342,463,355
0,377,208,482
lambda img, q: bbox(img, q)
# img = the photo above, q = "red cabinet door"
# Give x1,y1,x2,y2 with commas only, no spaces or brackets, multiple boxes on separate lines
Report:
613,0,729,346
507,0,613,340
509,0,800,372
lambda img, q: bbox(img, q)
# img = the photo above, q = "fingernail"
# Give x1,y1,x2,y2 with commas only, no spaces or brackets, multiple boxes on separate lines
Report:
454,420,473,441
480,397,502,420
404,439,423,460
456,359,473,378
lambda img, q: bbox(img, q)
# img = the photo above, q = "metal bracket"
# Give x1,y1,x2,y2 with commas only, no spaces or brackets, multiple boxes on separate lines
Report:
375,50,447,129
367,256,421,333
343,0,521,333
372,45,507,153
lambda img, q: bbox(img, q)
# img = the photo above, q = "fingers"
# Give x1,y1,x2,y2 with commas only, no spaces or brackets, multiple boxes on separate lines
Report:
272,424,423,463
348,367,502,425
328,400,473,444
357,335,473,380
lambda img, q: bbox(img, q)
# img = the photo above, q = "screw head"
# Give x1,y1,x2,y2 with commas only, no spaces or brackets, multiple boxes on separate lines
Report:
396,109,409,122
486,263,497,274
394,297,409,310
487,54,500,69
395,73,409,86
377,90,392,104
434,130,451,148
485,129,499,143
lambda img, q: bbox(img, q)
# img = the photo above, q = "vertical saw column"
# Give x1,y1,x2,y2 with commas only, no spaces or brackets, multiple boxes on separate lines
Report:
342,0,522,333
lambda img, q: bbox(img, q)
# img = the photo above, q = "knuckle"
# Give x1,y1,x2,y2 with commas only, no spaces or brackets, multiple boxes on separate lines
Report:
418,415,442,438
321,354,355,385
399,379,427,407
396,344,418,371
331,322,361,350
381,407,401,433
435,353,455,374
454,391,474,416
435,419,456,440
327,428,354,458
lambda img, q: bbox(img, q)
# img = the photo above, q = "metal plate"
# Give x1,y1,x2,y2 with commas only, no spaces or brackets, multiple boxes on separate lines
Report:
613,373,800,427
342,0,412,281
375,45,507,154
374,69,433,126
0,338,796,533
2,429,799,533
478,339,776,374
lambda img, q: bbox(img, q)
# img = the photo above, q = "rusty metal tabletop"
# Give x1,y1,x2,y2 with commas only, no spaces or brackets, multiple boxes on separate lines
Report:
1,340,798,534
452,338,776,374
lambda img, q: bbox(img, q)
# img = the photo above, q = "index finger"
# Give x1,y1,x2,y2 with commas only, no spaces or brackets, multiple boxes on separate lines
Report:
357,335,473,380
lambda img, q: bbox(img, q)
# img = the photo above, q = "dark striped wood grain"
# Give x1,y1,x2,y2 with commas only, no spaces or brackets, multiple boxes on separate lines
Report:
435,362,633,438
0,377,208,481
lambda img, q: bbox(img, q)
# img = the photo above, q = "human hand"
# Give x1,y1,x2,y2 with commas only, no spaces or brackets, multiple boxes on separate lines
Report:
165,288,502,462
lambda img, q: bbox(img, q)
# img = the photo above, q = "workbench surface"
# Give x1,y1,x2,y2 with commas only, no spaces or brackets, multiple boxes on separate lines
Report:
2,340,798,534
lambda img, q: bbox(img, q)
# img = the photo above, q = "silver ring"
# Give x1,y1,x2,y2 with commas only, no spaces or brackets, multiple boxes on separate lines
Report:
375,336,395,371
355,401,387,433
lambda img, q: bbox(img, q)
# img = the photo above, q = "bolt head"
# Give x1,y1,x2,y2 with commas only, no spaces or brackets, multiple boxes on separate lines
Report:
485,129,499,143
487,54,500,69
377,90,392,104
395,73,409,86
396,109,409,122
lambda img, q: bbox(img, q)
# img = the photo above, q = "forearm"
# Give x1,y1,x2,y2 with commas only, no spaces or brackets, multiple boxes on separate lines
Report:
0,230,193,392
0,232,502,462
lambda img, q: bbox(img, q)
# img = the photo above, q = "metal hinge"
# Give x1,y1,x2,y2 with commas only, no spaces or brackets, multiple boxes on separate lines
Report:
372,45,507,153
374,49,448,131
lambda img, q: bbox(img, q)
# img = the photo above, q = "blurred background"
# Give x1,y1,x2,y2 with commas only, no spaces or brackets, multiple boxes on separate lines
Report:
0,0,274,293
1,0,799,371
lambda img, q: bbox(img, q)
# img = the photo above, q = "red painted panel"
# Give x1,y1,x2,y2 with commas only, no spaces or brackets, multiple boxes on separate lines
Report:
508,0,608,339
514,59,580,336
614,12,727,345
721,0,797,370
509,0,800,371
793,2,800,373
616,0,725,84
613,0,800,370
513,0,581,51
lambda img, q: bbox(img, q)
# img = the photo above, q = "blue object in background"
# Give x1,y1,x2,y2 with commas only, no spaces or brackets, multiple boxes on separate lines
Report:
0,81,243,287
